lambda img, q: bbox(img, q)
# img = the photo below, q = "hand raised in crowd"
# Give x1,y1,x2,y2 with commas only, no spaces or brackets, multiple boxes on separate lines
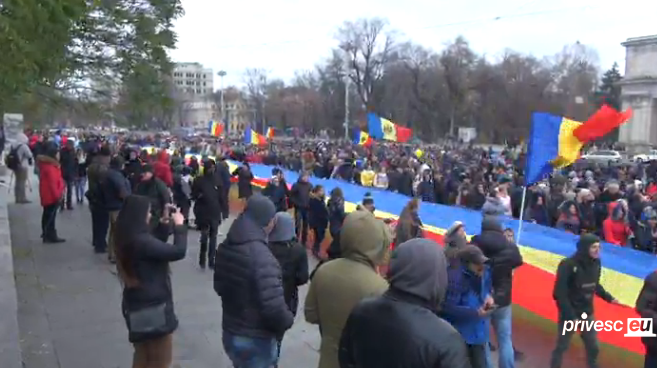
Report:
171,208,185,226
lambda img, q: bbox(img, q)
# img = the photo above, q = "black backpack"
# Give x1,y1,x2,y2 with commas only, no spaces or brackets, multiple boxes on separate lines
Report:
4,145,21,170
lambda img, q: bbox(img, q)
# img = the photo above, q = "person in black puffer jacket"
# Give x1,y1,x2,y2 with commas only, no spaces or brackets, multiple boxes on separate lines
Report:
191,159,226,269
551,233,617,368
339,238,470,368
214,194,294,368
471,216,523,368
636,270,657,368
290,172,312,245
115,195,187,368
267,212,309,366
262,169,289,212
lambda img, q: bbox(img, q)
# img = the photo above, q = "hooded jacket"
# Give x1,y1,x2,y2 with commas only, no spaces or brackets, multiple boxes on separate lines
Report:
474,217,523,307
153,151,173,187
37,154,65,206
338,239,470,368
482,195,507,217
304,211,391,368
213,212,294,338
552,234,614,320
602,200,631,246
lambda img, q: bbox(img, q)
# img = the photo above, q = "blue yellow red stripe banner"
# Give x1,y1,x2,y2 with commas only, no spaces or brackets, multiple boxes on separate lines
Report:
244,127,267,145
227,160,652,354
367,113,412,143
352,129,373,146
208,120,224,137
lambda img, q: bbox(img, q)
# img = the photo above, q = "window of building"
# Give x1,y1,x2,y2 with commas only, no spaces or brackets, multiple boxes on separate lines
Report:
196,89,201,94
203,82,206,86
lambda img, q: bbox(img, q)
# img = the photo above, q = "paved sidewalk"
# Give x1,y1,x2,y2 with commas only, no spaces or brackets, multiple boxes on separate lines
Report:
8,197,320,368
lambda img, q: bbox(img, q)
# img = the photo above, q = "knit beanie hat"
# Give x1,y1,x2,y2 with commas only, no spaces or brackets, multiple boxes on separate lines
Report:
576,233,600,254
244,194,276,228
362,192,374,206
269,212,296,242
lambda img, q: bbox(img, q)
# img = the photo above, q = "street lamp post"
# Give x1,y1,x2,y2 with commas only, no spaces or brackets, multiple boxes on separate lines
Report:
217,70,227,134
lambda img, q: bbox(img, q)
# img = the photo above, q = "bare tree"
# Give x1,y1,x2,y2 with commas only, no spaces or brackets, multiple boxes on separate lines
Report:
336,17,396,110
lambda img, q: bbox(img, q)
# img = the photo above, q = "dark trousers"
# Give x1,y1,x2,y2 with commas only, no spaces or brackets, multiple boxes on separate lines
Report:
61,179,73,209
294,207,309,244
645,348,657,368
41,204,59,240
91,206,110,251
312,226,326,254
199,219,219,267
551,318,599,368
222,188,230,220
466,344,487,368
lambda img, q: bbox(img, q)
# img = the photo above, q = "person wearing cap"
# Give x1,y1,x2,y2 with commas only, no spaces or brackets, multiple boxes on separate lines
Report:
305,210,391,368
134,163,172,242
191,159,226,269
338,238,470,368
636,269,657,368
440,245,494,368
214,194,293,368
550,233,618,368
444,221,467,263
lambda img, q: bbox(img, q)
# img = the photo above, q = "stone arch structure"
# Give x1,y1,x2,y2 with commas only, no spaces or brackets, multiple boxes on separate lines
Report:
618,35,657,148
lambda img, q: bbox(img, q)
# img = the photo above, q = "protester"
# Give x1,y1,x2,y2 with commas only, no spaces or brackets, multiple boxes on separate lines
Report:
326,187,346,260
267,212,309,365
309,185,328,257
636,270,657,368
6,132,33,203
37,143,65,243
114,195,187,368
232,161,254,202
262,168,289,212
191,159,226,269
471,217,523,368
87,146,111,252
213,194,293,368
101,155,131,263
551,233,618,368
290,171,312,245
338,238,470,368
59,140,77,210
394,198,423,246
135,164,172,242
444,221,468,262
441,245,494,368
74,148,87,204
305,210,391,368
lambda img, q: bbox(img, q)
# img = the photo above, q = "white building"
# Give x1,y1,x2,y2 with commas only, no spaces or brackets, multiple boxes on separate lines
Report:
618,35,657,148
172,62,214,97
179,100,219,129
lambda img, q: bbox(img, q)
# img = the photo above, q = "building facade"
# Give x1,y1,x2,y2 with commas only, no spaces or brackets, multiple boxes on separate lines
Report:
618,35,657,148
172,62,214,97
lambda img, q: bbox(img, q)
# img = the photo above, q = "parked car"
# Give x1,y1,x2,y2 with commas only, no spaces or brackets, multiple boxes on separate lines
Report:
632,150,657,162
580,150,623,164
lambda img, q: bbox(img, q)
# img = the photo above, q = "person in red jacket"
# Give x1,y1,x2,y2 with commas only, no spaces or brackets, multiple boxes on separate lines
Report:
603,200,631,246
38,143,65,243
153,150,173,187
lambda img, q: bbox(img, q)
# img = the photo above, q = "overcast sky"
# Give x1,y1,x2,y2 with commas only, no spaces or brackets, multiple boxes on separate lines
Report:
170,0,656,88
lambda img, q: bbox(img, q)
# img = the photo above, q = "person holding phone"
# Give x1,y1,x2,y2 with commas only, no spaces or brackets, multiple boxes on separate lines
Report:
440,245,494,368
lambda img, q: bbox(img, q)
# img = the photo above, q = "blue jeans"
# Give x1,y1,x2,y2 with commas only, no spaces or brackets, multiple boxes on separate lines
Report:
485,305,514,368
222,331,278,368
75,177,86,202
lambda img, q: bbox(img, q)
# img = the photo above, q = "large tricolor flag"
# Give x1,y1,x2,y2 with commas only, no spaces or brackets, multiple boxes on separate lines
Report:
525,105,633,185
244,127,267,145
208,120,224,137
353,129,373,146
367,113,412,143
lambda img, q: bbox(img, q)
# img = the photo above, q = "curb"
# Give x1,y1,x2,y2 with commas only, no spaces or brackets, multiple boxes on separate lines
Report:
0,167,23,368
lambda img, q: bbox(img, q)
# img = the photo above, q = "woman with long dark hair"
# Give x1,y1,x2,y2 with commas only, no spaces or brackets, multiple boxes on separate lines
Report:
115,195,188,368
394,197,423,247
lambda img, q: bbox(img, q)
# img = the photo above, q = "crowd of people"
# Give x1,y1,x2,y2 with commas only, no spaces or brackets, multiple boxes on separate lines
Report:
4,129,657,368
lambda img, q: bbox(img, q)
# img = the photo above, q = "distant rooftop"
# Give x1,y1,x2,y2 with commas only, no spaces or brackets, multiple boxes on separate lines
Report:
622,35,657,47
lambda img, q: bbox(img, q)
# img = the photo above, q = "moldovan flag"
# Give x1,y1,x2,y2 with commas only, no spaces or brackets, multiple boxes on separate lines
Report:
353,129,373,146
525,105,633,185
244,127,267,145
367,113,412,143
265,127,274,139
208,120,224,137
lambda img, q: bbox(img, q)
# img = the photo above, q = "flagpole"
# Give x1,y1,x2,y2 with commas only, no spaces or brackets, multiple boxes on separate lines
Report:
516,186,528,244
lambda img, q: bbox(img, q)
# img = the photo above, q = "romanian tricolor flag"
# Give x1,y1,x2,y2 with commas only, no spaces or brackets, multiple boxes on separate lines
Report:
265,127,274,139
525,105,633,185
367,113,413,143
208,120,224,137
353,129,373,146
244,127,267,145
